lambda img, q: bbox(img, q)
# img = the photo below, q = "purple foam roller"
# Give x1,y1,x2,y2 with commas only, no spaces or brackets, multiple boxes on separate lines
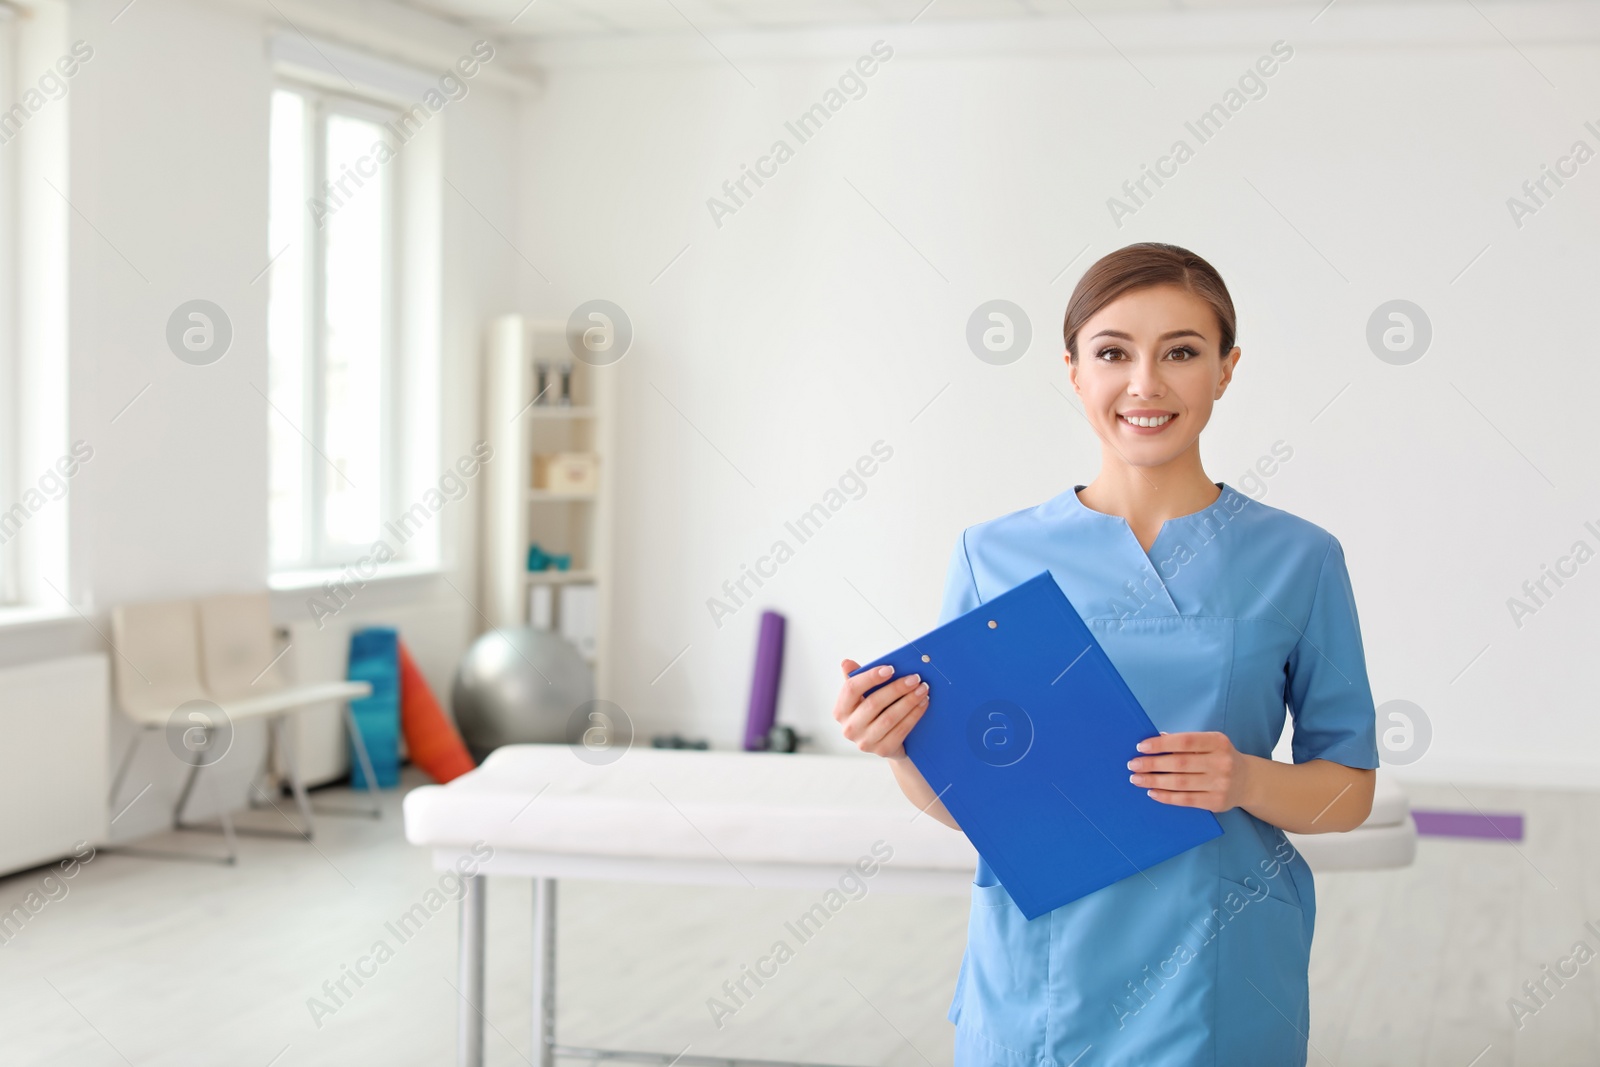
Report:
743,610,786,751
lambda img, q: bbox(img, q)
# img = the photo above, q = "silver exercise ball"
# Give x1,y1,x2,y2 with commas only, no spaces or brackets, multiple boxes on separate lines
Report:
451,626,594,757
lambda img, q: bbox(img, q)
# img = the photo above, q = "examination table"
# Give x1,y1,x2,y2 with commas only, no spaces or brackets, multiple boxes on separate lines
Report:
402,744,1416,1067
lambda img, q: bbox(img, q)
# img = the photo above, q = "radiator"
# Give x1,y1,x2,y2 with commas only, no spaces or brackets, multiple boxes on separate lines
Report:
0,654,110,876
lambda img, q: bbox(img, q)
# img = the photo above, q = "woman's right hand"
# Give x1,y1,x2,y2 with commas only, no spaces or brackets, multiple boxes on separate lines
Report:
833,659,930,760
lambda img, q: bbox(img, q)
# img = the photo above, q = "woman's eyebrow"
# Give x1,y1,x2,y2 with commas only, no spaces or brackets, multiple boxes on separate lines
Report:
1088,328,1209,342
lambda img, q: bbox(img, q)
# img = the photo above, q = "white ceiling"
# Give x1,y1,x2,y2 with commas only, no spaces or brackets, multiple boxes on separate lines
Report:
396,0,1371,38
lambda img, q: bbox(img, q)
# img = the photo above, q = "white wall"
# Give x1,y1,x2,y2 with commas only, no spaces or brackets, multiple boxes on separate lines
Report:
512,3,1600,788
0,0,522,842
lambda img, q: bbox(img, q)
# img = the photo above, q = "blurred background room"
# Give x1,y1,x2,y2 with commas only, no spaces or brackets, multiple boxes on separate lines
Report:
0,0,1596,1064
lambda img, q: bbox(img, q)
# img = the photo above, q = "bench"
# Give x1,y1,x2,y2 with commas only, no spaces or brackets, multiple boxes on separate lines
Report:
107,592,375,863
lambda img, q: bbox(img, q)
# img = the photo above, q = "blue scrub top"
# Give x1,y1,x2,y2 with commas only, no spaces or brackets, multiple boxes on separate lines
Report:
938,482,1380,1067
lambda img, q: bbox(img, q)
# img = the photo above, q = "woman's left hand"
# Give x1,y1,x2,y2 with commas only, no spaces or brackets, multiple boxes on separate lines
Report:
1126,731,1254,813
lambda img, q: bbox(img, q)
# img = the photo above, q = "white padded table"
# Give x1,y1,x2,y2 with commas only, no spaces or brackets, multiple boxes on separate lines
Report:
404,745,1416,1067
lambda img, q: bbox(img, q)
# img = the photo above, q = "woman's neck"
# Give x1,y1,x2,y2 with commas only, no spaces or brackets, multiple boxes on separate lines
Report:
1077,459,1221,548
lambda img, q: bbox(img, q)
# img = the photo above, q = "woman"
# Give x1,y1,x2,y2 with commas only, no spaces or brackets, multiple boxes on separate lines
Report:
833,242,1379,1066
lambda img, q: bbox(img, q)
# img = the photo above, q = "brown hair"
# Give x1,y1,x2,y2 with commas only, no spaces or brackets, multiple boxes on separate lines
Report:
1062,242,1236,362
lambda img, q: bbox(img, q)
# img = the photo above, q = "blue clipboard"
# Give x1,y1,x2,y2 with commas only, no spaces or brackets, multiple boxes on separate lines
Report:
852,570,1223,920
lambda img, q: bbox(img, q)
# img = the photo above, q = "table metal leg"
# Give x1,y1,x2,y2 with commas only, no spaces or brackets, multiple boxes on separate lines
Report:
306,701,384,820
533,866,860,1067
434,864,861,1067
274,715,317,838
459,874,487,1067
532,878,557,1067
345,701,383,818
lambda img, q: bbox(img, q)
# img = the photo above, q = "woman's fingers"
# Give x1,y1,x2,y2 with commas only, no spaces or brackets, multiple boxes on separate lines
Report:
1132,739,1235,810
833,659,897,722
833,657,935,757
856,686,928,751
1130,747,1229,789
844,661,894,697
877,696,928,753
844,673,925,738
1129,771,1212,790
1146,788,1218,808
1128,752,1208,773
1134,730,1228,754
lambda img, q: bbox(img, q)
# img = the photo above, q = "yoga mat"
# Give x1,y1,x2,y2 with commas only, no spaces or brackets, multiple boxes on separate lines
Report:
347,626,401,789
1411,808,1524,841
743,610,786,751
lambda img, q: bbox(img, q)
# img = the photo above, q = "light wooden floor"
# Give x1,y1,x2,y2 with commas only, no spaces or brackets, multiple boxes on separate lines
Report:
0,773,1595,1066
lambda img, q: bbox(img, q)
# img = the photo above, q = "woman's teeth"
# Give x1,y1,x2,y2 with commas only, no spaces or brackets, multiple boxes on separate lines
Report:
1120,414,1174,427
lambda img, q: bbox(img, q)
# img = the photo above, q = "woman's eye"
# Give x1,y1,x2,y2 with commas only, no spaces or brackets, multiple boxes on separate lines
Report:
1166,346,1198,360
1095,347,1124,361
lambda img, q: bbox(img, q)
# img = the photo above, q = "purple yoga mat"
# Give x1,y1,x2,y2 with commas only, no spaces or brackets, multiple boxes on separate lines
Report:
743,610,786,751
1410,808,1524,841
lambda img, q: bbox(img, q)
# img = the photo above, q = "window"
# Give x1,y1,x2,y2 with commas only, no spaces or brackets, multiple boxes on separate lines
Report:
0,12,74,612
267,83,402,571
0,15,16,602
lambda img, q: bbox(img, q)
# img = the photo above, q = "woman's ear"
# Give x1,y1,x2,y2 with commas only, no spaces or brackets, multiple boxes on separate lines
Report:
1215,346,1241,397
1065,349,1079,393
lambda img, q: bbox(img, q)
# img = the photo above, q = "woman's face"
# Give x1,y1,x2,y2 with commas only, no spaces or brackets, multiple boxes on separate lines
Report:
1067,284,1240,470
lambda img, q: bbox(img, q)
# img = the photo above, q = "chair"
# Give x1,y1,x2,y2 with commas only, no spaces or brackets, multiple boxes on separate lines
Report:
107,592,376,864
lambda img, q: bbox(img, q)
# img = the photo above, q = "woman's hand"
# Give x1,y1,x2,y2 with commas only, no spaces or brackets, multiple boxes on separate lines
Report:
833,659,930,760
1126,730,1254,813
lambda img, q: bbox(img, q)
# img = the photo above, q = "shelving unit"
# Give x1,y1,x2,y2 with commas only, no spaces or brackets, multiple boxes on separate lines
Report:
481,315,615,700
527,490,597,502
524,569,597,584
524,407,597,419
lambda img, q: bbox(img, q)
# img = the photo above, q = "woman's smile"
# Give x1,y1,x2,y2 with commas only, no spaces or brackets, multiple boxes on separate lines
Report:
1118,409,1178,433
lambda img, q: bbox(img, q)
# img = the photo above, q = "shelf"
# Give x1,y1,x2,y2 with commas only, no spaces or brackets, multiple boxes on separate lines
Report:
528,490,596,502
525,569,597,584
486,313,611,700
522,405,596,419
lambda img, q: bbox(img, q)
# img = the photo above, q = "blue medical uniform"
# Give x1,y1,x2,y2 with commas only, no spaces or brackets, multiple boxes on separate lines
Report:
937,482,1380,1067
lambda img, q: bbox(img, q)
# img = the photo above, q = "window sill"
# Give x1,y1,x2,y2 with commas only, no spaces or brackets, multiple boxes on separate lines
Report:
268,559,446,593
0,604,85,633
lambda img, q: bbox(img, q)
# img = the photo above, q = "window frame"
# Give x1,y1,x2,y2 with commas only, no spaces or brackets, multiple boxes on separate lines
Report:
269,77,406,573
0,13,18,603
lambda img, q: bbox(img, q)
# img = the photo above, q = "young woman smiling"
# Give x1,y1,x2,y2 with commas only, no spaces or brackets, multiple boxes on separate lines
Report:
834,242,1379,1066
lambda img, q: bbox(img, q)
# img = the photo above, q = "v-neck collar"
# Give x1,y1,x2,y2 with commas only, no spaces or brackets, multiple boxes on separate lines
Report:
1054,482,1242,616
1063,481,1236,549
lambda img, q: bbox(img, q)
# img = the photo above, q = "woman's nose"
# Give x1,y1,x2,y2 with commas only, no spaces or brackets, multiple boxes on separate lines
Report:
1128,356,1165,397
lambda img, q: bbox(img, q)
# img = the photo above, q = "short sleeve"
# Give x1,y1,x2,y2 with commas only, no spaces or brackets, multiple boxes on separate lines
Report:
1287,536,1381,769
936,530,981,625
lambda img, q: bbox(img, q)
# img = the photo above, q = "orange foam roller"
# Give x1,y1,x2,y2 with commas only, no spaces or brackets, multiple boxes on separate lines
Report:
399,639,476,783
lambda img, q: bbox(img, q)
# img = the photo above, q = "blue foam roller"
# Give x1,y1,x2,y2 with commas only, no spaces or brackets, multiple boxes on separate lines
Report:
347,626,400,789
